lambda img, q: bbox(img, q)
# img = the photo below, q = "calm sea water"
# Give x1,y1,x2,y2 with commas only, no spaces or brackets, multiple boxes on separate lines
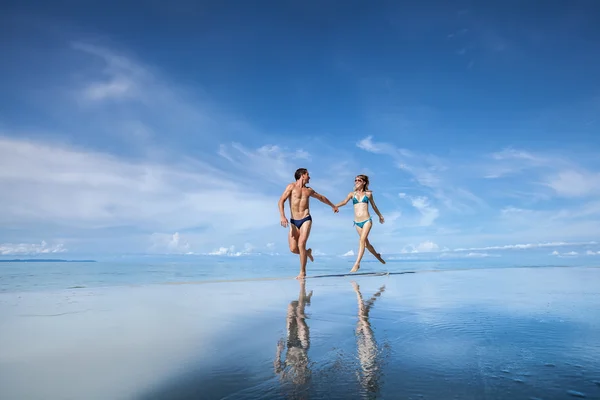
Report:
0,253,589,293
1,266,599,399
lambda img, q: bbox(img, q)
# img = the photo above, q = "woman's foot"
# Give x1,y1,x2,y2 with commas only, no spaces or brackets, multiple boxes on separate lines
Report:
295,273,306,280
376,253,386,264
350,263,360,273
307,248,314,262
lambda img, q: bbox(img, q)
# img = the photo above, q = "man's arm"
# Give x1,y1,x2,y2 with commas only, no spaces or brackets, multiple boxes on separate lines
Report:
310,189,339,213
335,192,353,208
368,192,385,223
278,184,293,227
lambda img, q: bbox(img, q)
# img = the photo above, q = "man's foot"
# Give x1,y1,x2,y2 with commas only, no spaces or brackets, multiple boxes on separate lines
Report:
307,248,314,262
376,253,386,264
295,273,306,280
350,263,360,273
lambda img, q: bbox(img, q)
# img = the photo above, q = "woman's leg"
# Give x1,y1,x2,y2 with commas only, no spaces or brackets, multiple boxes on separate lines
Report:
365,238,386,264
351,220,372,272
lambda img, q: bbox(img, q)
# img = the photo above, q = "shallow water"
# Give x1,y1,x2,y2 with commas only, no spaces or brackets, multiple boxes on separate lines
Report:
1,266,599,399
0,253,587,293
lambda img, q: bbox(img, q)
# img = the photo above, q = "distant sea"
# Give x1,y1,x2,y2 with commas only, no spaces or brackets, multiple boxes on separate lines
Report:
1,251,597,293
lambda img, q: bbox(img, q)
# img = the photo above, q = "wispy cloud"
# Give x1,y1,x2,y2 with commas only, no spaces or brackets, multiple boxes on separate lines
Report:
217,142,310,187
398,193,439,226
357,135,485,214
63,41,261,157
149,232,191,254
0,241,66,255
0,134,290,252
0,43,377,256
206,243,255,257
484,147,600,199
454,241,597,252
2,33,599,258
439,251,498,259
545,169,600,198
400,240,441,254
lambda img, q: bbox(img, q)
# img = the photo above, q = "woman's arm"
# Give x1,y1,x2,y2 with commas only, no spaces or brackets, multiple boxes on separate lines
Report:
368,192,385,223
335,192,353,208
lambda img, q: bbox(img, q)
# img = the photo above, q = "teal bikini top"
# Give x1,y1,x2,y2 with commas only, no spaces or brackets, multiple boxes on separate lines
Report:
352,192,369,204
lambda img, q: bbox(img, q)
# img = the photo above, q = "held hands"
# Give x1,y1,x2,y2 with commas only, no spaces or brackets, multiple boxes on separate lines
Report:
332,206,339,213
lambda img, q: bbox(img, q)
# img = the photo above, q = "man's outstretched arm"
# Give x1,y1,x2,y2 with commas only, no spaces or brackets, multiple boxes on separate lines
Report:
278,184,293,227
310,189,339,213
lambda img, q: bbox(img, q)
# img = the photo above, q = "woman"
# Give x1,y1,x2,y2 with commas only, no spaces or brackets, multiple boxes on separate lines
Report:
336,174,386,272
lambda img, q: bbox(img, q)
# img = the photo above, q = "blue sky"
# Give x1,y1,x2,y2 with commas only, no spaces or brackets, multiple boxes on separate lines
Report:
1,0,599,260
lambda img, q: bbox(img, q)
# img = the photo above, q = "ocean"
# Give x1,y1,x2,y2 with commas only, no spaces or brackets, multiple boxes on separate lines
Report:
0,251,591,293
1,254,600,399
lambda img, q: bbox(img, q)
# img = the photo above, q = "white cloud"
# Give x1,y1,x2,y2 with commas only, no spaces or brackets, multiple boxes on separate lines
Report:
0,136,274,230
342,250,355,257
496,204,600,243
545,169,600,197
465,252,495,258
3,41,600,257
357,136,390,154
217,142,310,186
357,136,485,213
0,135,294,254
551,250,579,257
453,241,597,252
206,243,255,257
401,240,440,253
485,147,600,200
399,193,439,226
83,78,134,101
0,241,66,255
485,148,549,178
439,252,498,259
149,232,191,254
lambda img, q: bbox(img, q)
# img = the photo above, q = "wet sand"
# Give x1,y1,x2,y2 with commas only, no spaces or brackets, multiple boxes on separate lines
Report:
1,266,599,399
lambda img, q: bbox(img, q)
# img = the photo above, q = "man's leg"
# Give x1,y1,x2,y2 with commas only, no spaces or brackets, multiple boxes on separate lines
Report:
296,220,313,279
289,224,299,254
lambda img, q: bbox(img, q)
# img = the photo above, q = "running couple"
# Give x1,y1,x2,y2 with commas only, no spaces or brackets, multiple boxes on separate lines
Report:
278,168,386,280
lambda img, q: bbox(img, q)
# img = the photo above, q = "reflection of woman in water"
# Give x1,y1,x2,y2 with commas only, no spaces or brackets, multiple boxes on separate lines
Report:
274,279,313,386
352,281,385,396
335,174,386,273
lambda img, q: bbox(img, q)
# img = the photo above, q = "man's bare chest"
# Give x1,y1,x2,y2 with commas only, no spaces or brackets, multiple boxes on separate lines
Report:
291,188,311,201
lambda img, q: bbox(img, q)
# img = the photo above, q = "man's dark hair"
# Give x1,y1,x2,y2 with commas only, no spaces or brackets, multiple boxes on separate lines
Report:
294,168,308,181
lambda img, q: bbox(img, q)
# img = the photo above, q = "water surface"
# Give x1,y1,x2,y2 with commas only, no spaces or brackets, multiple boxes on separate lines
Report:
1,266,599,399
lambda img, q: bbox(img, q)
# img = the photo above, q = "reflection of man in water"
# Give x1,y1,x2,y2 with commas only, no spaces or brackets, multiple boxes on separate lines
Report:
274,279,313,386
352,281,385,395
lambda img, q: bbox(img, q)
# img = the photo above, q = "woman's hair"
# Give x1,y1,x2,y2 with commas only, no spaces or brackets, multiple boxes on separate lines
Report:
356,174,370,191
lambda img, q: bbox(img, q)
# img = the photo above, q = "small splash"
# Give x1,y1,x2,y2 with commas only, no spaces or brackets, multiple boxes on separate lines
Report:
544,363,556,367
567,389,586,398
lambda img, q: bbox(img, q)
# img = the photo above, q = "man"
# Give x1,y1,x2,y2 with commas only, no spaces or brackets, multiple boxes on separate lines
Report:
278,168,338,279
